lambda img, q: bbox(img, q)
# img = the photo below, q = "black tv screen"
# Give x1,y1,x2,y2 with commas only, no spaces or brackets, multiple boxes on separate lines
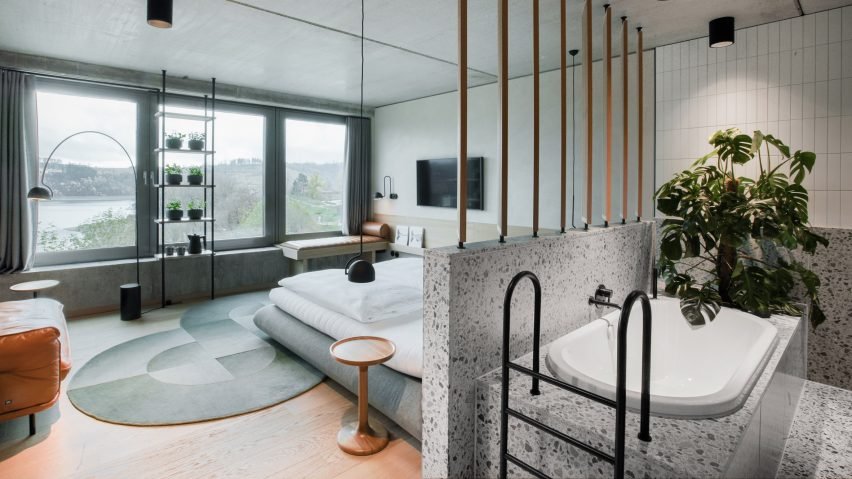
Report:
416,157,483,210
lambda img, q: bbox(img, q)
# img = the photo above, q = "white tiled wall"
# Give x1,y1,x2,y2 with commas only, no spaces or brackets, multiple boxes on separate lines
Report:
655,7,852,228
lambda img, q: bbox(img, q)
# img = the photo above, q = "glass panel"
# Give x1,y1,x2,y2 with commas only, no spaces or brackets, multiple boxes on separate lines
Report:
35,90,137,253
159,108,265,245
285,119,346,235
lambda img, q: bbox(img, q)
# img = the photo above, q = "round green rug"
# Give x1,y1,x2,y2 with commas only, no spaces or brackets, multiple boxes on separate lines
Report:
68,292,324,426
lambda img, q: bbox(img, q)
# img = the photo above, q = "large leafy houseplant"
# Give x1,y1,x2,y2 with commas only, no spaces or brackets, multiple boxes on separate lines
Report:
655,128,828,327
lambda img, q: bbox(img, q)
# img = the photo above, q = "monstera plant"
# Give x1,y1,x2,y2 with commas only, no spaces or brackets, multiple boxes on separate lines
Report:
655,128,828,328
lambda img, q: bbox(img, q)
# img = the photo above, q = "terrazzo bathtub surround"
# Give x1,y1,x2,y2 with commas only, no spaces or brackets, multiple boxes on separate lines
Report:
777,380,852,478
474,313,806,478
421,222,654,478
804,227,852,390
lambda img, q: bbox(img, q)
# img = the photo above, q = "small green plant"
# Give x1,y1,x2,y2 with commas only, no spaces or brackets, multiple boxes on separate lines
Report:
188,132,205,141
164,164,183,175
656,128,828,328
188,166,203,176
166,132,185,140
187,199,206,210
166,199,182,210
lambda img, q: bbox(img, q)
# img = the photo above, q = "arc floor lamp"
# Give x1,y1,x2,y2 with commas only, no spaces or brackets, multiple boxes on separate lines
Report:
28,130,142,320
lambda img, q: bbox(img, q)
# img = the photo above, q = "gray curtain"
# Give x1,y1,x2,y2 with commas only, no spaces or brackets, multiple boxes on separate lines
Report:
0,70,38,273
342,116,371,235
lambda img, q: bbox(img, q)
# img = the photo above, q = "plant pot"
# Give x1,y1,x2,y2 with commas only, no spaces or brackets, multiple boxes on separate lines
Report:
165,138,183,149
187,174,203,185
166,174,183,185
187,209,203,220
166,209,183,221
187,139,205,151
165,246,175,256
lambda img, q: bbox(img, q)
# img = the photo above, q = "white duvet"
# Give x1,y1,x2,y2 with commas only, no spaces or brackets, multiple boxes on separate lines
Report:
269,286,423,378
278,258,423,323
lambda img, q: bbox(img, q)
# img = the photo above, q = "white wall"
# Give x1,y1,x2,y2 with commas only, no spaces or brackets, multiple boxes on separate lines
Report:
372,51,655,233
655,6,852,228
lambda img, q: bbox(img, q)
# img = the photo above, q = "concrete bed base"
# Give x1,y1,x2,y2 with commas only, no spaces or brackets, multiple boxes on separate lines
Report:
252,304,422,441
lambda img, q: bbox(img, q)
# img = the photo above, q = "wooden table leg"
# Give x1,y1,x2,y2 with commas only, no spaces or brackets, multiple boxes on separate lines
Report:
336,365,389,455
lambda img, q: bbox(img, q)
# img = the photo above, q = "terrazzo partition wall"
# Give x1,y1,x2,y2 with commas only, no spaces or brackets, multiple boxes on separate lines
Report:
421,221,654,478
801,227,852,390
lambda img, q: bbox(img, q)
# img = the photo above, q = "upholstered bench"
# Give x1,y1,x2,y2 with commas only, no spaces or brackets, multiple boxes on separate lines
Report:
0,298,71,435
276,222,390,275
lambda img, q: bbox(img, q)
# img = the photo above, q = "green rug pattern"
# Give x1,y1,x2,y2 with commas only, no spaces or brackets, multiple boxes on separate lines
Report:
68,292,324,426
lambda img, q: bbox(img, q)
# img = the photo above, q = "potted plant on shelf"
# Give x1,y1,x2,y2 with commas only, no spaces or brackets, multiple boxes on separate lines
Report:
166,132,185,149
188,132,206,151
187,199,206,220
164,164,183,185
187,166,203,185
166,199,183,221
655,128,828,328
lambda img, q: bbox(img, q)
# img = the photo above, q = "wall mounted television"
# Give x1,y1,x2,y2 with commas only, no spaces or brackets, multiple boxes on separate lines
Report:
416,157,484,210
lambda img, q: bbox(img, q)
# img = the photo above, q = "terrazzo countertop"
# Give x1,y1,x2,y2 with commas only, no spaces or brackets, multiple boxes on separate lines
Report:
475,313,802,478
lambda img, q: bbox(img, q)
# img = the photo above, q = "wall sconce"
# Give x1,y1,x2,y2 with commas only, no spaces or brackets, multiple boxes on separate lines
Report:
375,175,398,200
709,17,734,48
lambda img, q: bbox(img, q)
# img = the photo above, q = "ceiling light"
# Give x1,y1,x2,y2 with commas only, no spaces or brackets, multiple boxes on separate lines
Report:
709,17,734,48
147,0,173,28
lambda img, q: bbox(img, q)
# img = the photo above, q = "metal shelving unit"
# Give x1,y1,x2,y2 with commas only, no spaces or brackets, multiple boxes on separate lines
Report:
156,70,216,307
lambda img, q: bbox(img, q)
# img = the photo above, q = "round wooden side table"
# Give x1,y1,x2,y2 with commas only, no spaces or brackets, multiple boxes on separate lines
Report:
10,279,60,298
329,336,396,456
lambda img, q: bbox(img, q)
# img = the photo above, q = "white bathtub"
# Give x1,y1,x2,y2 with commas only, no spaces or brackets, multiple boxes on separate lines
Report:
545,296,779,418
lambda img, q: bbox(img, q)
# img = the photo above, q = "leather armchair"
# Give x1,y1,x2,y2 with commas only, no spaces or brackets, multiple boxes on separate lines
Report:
0,299,71,435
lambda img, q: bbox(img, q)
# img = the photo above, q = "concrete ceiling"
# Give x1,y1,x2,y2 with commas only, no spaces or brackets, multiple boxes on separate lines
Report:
0,0,850,108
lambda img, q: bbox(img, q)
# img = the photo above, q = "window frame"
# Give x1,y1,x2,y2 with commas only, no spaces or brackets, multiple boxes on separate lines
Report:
160,94,276,251
277,109,348,242
33,77,155,267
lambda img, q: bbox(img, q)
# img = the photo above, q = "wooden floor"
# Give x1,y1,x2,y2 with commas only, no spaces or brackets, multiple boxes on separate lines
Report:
0,296,422,479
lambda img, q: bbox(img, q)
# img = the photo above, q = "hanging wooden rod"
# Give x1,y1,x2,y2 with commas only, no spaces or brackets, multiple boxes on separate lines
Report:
637,26,644,222
498,0,508,243
560,0,568,233
604,4,612,228
621,16,629,225
583,0,593,230
457,0,468,248
533,0,540,238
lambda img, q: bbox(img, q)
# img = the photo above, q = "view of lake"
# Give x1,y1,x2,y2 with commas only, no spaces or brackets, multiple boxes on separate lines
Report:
39,196,134,230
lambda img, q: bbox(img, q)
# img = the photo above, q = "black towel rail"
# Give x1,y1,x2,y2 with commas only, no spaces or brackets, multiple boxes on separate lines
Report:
499,271,653,479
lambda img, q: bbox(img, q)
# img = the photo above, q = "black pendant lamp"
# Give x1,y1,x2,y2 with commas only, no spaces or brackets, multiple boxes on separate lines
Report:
345,0,376,284
147,0,173,28
709,17,734,48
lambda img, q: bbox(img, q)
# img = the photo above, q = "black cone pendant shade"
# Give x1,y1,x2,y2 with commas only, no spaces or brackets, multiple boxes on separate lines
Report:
347,258,376,283
147,0,173,28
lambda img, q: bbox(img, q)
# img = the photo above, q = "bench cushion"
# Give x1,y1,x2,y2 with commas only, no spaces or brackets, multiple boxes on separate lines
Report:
284,235,385,251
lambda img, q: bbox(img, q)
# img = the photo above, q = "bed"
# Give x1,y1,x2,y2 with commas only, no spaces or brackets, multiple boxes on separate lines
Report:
253,258,423,440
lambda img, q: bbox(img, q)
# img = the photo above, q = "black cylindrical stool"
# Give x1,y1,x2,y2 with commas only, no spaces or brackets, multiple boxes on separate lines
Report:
120,283,141,321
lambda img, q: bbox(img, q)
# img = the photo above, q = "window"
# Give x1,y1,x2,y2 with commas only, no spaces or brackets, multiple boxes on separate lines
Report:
159,103,270,248
35,82,143,265
31,77,352,266
284,117,347,235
